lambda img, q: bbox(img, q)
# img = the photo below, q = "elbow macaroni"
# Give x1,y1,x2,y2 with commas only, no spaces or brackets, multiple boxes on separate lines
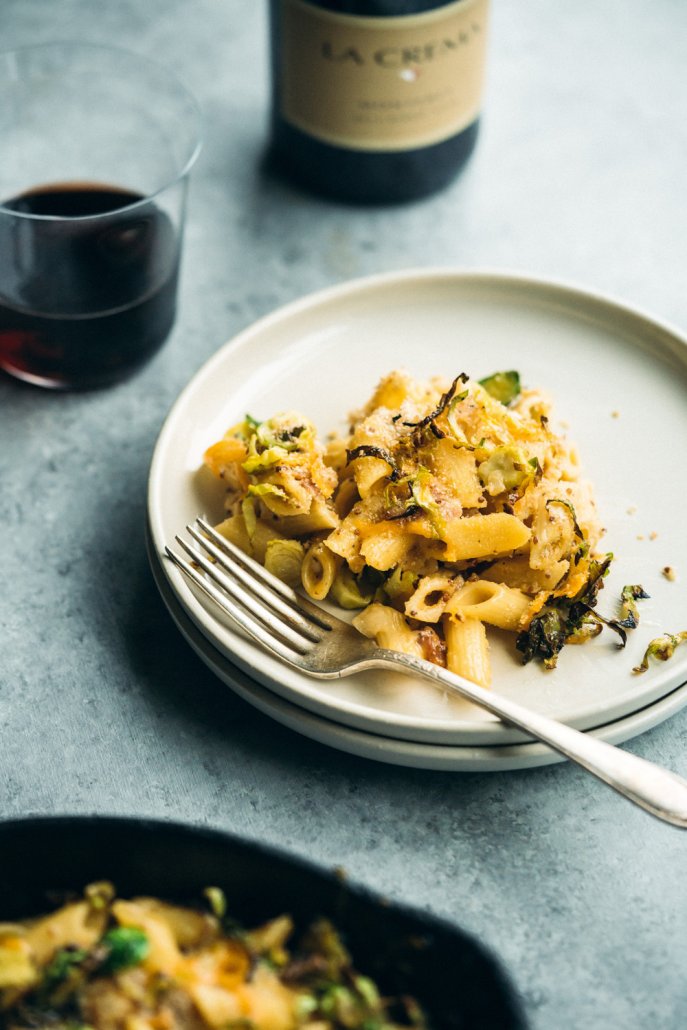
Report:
203,369,605,687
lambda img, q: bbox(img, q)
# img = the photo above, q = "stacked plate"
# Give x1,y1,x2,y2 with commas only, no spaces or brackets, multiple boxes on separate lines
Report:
147,270,687,770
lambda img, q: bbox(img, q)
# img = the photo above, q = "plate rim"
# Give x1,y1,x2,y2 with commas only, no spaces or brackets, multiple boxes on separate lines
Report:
148,267,687,745
150,267,687,442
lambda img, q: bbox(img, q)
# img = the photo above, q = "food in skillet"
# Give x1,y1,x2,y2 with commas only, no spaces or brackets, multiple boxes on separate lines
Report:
0,883,428,1030
203,368,641,686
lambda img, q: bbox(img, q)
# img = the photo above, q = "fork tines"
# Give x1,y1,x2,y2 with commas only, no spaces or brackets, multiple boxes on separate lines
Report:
165,517,332,661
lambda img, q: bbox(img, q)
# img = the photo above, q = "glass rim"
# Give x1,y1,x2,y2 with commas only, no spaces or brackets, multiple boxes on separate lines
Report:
0,40,203,222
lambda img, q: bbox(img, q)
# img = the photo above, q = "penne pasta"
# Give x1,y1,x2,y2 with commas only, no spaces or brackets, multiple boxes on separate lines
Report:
404,573,460,623
443,614,491,688
359,522,415,571
301,541,341,600
427,438,483,508
332,475,360,518
351,455,393,498
479,554,568,593
268,496,340,538
203,367,610,680
353,603,424,658
445,580,531,631
432,512,531,562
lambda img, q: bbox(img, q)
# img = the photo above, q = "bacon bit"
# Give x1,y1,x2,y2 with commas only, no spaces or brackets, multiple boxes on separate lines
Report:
416,626,447,666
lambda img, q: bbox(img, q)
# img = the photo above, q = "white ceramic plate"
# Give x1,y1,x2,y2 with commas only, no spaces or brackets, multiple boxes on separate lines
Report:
148,270,687,746
147,524,687,770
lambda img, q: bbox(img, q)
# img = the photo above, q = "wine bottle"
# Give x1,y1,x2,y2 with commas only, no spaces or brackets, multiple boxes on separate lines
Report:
268,0,490,204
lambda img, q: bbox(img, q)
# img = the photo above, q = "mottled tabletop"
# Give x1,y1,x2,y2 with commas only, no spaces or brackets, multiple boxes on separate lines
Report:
2,2,687,1028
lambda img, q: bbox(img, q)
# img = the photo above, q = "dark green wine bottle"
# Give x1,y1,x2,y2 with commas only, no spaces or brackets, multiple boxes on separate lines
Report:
268,0,490,204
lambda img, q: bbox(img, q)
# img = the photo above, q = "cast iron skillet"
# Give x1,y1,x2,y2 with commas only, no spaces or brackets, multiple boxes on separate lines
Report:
0,817,527,1030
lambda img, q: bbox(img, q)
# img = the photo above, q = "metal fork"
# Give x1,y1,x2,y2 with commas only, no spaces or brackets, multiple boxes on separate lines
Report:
166,517,687,828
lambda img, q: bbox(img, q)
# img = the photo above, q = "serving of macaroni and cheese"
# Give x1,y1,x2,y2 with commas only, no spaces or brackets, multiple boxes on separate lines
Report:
0,884,424,1030
203,369,617,687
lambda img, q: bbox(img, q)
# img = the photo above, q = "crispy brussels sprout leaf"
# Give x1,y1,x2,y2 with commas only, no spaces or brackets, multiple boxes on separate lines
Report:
43,947,88,986
330,566,374,609
479,370,521,405
346,445,401,481
410,467,446,537
517,608,569,668
517,554,618,667
479,446,536,495
242,445,291,474
100,927,149,974
33,946,89,1009
264,539,304,589
381,567,419,602
203,886,227,919
617,584,650,629
545,498,584,543
247,483,288,501
633,631,687,674
403,373,468,444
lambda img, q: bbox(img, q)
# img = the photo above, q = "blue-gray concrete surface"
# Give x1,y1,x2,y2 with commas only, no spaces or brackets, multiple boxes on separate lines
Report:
1,2,686,1027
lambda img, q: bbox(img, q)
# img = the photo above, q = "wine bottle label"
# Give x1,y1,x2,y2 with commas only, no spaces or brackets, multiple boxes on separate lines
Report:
278,0,489,152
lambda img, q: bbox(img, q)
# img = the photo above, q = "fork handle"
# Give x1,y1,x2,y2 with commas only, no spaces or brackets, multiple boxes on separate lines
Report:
384,652,687,828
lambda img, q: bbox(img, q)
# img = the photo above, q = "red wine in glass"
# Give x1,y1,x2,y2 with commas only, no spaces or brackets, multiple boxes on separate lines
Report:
0,181,180,389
